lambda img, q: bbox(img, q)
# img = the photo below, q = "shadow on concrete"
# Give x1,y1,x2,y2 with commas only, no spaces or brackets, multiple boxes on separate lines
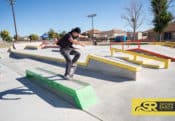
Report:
0,86,34,100
51,49,60,52
9,52,28,60
16,77,75,109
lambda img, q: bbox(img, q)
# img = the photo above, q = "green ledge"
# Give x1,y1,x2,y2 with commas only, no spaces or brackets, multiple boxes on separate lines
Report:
25,68,97,109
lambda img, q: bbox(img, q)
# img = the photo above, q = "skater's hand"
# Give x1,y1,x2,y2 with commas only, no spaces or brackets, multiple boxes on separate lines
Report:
69,38,86,47
80,43,86,47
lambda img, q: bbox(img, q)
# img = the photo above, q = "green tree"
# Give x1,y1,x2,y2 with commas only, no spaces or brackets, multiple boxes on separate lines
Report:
0,30,12,42
151,0,174,41
48,29,59,39
29,34,39,40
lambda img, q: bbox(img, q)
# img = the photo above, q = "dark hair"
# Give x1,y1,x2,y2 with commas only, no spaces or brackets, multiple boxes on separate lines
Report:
71,27,81,34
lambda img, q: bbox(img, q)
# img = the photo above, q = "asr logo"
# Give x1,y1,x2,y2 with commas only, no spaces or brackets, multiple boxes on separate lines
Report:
132,98,175,115
135,101,158,112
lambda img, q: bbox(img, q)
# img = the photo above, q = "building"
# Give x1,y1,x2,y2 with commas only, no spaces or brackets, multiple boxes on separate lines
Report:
127,32,143,40
82,29,101,38
97,29,126,39
83,29,126,39
145,22,175,41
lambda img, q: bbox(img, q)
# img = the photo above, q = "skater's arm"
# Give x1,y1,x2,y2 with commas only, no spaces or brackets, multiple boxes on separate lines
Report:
78,34,88,39
69,38,86,47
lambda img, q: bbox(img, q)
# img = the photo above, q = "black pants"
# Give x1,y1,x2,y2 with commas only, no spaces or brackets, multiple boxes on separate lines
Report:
60,48,80,76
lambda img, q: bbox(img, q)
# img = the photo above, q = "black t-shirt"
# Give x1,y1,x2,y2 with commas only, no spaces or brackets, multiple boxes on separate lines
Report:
58,32,79,48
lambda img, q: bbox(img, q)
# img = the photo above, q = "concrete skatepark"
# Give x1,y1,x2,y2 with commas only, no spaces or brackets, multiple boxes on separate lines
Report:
1,42,175,121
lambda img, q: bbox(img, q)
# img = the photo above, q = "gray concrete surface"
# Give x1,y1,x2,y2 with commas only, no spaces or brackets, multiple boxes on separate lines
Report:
0,49,100,121
10,47,140,80
1,44,175,121
86,59,139,80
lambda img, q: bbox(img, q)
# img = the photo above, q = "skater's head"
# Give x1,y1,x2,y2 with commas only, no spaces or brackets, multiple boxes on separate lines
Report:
71,27,81,38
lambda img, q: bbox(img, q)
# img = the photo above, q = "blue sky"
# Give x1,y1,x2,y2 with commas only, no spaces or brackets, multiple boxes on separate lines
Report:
0,0,173,36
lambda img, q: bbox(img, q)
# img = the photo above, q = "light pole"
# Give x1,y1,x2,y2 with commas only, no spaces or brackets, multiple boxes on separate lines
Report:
87,14,97,45
8,0,18,49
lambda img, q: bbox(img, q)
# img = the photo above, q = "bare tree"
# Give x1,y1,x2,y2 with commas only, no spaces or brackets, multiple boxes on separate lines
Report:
122,0,144,40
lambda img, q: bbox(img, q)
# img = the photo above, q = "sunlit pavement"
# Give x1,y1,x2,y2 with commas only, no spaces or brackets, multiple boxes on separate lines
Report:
1,43,175,121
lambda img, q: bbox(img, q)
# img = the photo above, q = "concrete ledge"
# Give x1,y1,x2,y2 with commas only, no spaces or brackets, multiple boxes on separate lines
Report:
26,68,97,110
111,47,171,69
162,43,175,48
10,48,140,80
87,55,140,72
123,58,164,69
86,59,140,80
152,42,175,48
142,63,164,68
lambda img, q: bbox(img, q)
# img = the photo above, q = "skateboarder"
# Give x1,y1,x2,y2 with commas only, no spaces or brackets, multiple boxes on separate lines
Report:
57,27,87,80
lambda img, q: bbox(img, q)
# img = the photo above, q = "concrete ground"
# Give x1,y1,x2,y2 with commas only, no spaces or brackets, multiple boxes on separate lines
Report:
0,43,175,121
0,49,100,121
